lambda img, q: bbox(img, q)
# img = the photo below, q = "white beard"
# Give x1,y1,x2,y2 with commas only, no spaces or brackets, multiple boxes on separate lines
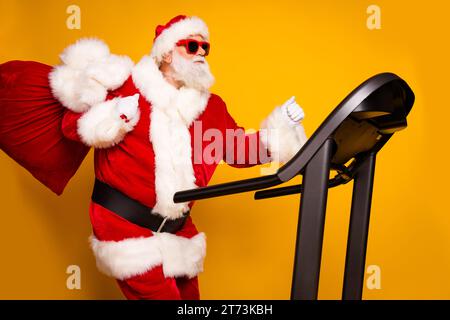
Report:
169,50,215,92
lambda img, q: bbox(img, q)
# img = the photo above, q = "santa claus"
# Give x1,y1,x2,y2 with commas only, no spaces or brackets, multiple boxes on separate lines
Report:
0,15,307,299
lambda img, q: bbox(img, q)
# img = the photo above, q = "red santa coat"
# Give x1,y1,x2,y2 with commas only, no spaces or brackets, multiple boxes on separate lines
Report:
47,39,308,282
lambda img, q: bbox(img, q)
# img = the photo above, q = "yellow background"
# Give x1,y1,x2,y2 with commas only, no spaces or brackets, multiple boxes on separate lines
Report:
0,0,448,299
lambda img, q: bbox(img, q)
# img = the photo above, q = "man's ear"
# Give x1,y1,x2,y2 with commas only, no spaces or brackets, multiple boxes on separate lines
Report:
162,52,172,64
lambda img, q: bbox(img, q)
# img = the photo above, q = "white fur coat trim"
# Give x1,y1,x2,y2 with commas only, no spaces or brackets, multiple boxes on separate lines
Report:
260,106,308,163
49,38,134,113
132,55,210,219
89,232,206,280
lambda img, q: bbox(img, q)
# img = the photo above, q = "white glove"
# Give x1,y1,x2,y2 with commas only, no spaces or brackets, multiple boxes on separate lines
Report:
280,96,305,126
116,93,140,123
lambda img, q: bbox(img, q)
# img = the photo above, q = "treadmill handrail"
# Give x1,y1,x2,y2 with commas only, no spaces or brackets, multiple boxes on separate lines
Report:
173,174,281,203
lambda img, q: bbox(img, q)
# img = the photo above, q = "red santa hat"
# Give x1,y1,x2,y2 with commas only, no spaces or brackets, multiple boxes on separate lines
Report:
150,15,210,64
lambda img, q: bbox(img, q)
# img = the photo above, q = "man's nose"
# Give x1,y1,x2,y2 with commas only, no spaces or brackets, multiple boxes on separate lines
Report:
197,46,206,57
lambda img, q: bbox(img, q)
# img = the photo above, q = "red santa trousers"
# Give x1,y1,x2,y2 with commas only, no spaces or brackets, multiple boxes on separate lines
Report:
89,200,204,300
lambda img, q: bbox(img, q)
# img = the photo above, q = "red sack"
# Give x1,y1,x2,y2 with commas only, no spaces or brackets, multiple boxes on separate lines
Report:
0,60,90,195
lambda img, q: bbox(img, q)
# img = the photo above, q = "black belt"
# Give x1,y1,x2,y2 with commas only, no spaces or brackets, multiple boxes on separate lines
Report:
91,179,190,233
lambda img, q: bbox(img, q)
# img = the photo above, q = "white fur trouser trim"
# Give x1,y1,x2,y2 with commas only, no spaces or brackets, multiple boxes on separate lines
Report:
89,232,206,280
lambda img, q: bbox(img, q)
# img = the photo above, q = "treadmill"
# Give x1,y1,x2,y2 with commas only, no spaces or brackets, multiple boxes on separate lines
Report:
174,72,415,300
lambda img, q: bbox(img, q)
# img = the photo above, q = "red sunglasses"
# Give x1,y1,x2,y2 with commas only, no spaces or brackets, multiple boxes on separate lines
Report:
176,39,210,56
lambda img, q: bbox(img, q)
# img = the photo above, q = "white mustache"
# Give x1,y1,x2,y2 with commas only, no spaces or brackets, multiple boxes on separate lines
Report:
193,57,205,63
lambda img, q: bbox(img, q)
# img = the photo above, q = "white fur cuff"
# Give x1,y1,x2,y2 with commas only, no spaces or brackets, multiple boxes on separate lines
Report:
89,232,206,280
77,97,140,148
260,106,308,163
